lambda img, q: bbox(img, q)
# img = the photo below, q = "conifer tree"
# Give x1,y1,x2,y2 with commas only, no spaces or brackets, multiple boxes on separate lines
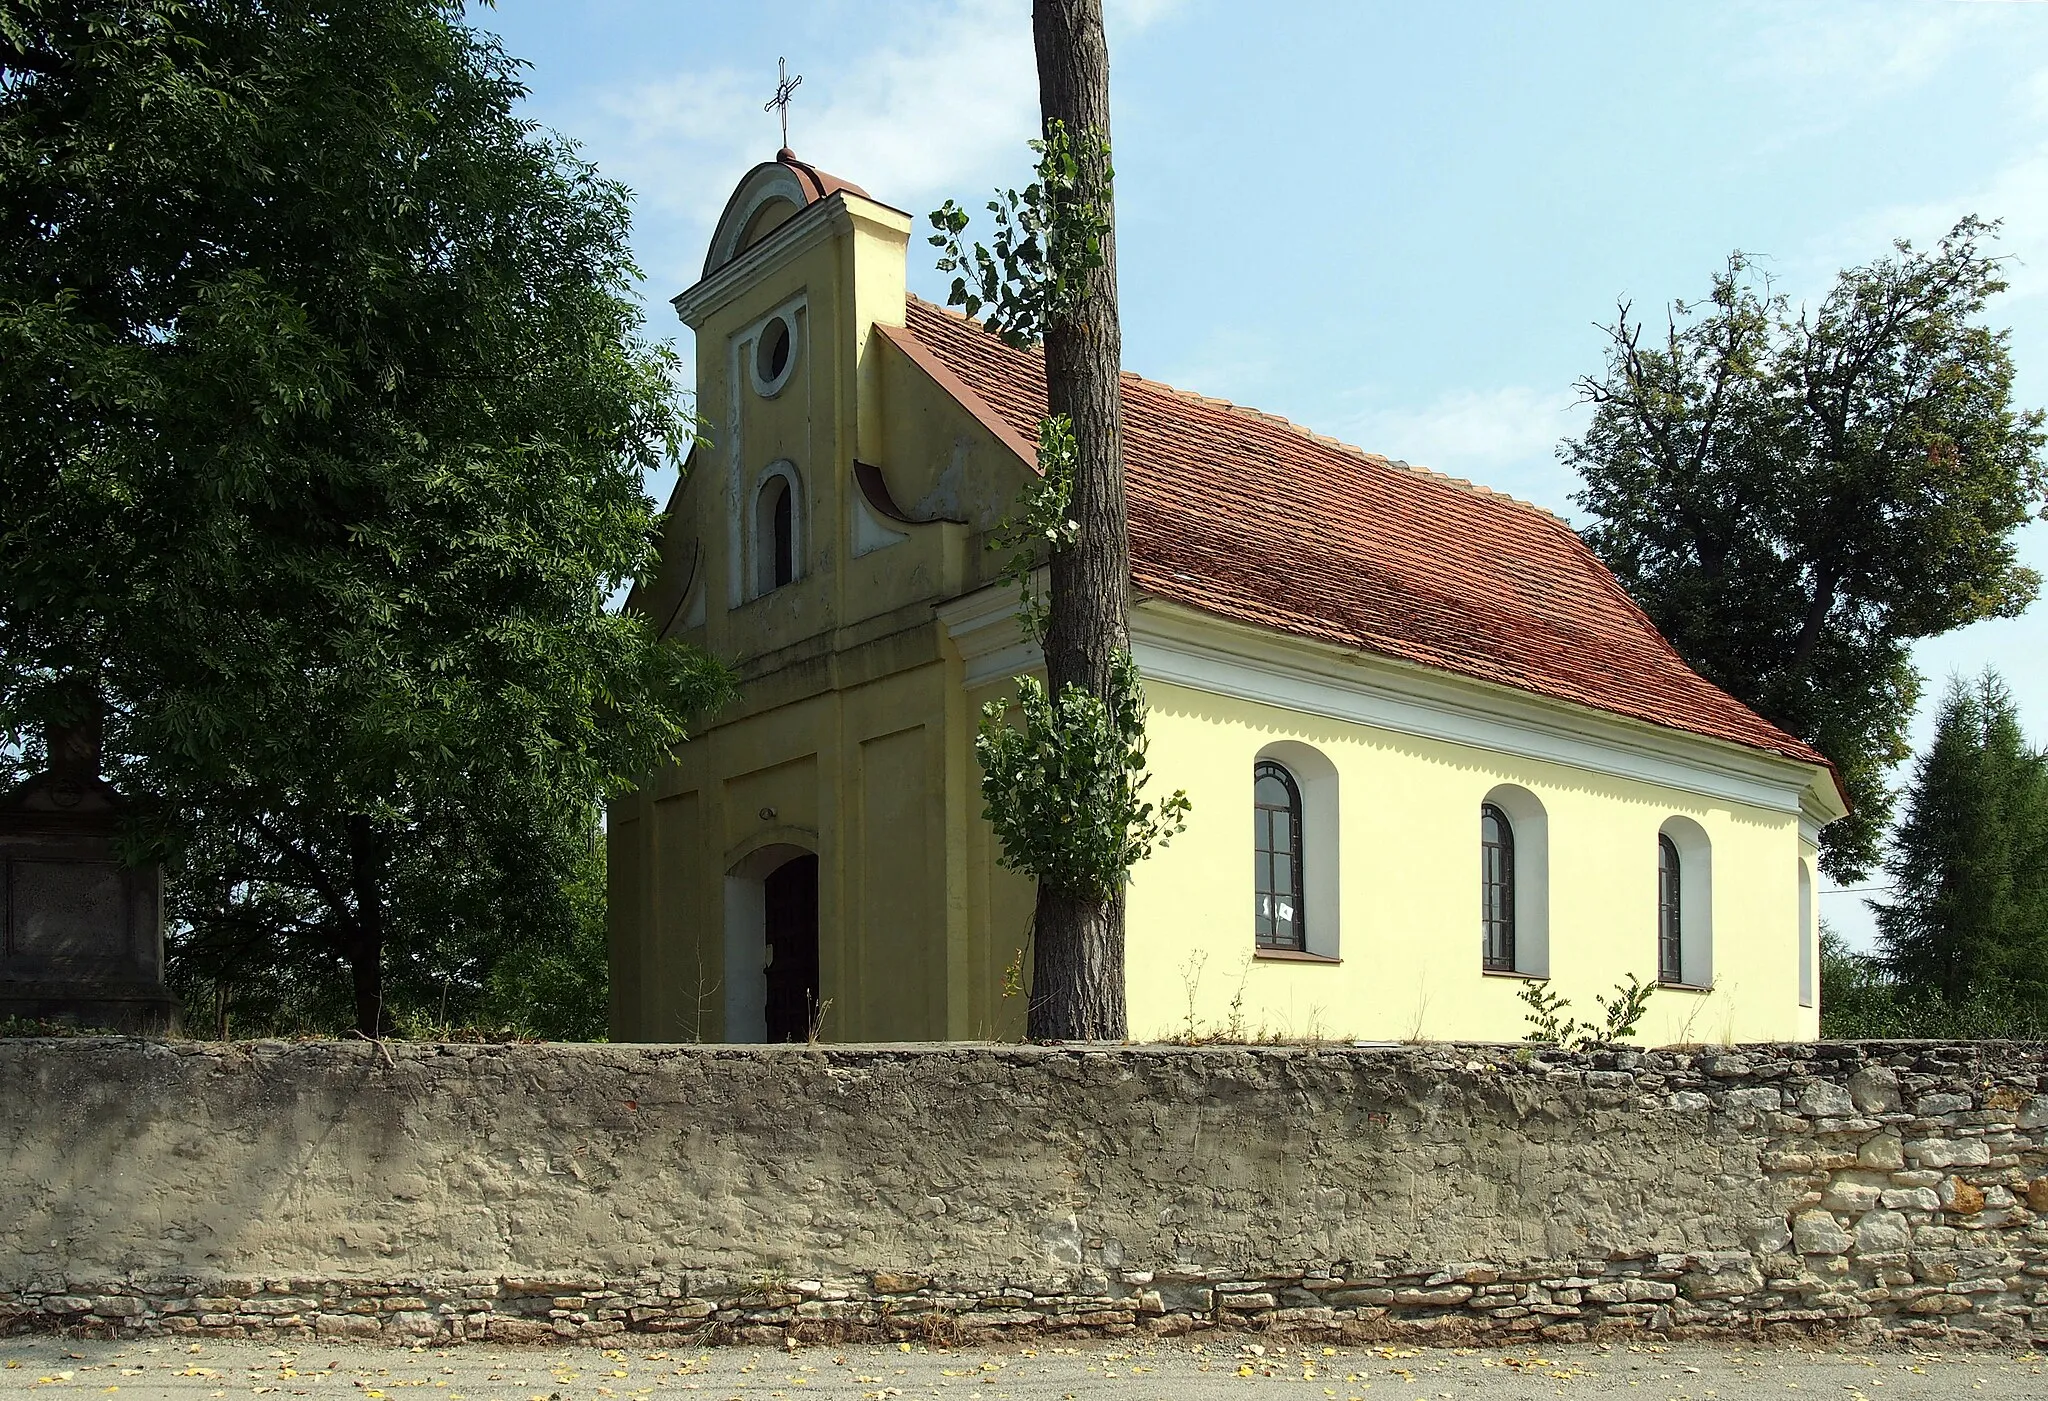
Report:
1872,671,2048,1006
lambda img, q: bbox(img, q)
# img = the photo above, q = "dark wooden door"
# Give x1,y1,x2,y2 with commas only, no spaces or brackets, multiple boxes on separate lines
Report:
762,853,819,1042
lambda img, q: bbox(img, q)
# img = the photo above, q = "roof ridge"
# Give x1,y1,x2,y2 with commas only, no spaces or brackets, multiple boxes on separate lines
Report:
904,294,1569,526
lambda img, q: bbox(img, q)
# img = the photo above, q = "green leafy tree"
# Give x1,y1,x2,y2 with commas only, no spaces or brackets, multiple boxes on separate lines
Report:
1871,671,2048,1008
165,800,617,1041
475,822,612,1041
1817,925,1880,1029
965,415,1187,943
1566,220,2047,880
0,0,731,1035
1820,923,2048,1039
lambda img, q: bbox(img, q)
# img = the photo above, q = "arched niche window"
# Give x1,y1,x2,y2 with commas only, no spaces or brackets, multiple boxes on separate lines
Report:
1481,804,1515,971
1657,816,1713,988
1798,857,1815,1009
753,464,800,596
1254,760,1305,952
1252,741,1340,959
1480,784,1549,976
1657,834,1683,984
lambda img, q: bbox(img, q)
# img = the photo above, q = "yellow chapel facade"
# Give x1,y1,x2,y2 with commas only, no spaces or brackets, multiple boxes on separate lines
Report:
606,152,1847,1046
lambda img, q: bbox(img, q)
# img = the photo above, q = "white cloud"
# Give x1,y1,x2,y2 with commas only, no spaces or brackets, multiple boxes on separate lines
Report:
1138,344,1593,520
567,1,1053,284
1733,0,1964,102
1331,385,1589,516
1106,0,1189,36
527,0,1043,299
566,0,1187,258
1142,325,1281,406
2024,62,2048,122
779,2,1041,207
1781,52,2048,313
1816,138,2048,305
530,0,1192,303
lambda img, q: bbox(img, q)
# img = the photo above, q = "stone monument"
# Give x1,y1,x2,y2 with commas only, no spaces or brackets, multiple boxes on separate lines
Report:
0,713,178,1032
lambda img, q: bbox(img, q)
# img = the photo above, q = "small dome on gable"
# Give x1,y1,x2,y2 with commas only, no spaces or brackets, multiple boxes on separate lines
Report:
703,150,871,277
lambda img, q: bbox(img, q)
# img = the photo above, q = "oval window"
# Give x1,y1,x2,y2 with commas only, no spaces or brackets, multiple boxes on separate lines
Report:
753,313,795,396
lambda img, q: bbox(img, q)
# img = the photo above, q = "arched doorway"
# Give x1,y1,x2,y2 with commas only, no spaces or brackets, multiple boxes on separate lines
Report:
723,843,819,1043
762,852,819,1042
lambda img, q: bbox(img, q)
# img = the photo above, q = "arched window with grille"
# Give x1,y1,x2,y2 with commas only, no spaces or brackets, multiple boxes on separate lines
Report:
1481,802,1516,971
1658,832,1683,984
1254,760,1305,951
1798,857,1815,1009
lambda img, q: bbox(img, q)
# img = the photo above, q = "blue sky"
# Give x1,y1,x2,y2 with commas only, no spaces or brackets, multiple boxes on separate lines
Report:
483,0,2048,944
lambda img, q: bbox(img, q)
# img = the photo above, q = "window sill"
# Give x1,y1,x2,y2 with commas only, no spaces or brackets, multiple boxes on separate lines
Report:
1482,967,1548,981
1657,979,1714,994
1254,948,1341,965
734,583,798,607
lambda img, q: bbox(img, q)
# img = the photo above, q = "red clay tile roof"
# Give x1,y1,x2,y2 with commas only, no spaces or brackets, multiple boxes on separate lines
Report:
895,296,1835,778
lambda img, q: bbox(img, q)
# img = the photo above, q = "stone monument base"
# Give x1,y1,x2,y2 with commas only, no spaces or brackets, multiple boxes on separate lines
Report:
2,714,179,1038
0,979,180,1034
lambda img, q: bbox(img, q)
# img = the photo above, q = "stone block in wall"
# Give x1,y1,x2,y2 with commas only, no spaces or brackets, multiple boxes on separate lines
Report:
1904,1139,1992,1169
1821,1182,1882,1213
1848,1068,1903,1114
1681,1253,1764,1299
1152,1283,1213,1313
1791,1212,1852,1256
1856,1134,1905,1170
1938,1178,1987,1214
1798,1083,1856,1118
1852,1210,1911,1255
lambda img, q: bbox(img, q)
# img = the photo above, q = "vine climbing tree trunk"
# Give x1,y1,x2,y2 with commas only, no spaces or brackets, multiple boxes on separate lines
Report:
1029,0,1128,1041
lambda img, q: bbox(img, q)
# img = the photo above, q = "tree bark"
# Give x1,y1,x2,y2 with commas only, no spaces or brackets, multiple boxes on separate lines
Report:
1028,0,1129,1042
1787,566,1840,676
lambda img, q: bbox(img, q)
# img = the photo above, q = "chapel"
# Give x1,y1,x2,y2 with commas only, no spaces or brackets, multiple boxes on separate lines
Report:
605,149,1847,1045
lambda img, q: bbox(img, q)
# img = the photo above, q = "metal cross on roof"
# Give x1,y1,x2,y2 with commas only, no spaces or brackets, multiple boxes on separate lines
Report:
765,57,802,152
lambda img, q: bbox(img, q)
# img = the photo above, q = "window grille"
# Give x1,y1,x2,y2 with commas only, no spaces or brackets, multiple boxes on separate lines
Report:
1253,760,1305,951
1481,802,1515,971
1658,833,1683,983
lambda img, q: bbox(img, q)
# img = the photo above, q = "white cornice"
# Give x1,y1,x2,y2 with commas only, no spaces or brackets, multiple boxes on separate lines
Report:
673,198,839,329
935,583,1840,821
672,193,911,330
936,575,1043,688
1131,601,1840,820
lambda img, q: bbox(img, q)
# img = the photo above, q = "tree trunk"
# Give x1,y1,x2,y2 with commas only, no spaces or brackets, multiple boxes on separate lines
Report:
1028,0,1129,1042
345,814,387,1037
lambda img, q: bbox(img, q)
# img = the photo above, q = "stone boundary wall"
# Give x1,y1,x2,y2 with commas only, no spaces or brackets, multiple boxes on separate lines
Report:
1,1039,2045,1348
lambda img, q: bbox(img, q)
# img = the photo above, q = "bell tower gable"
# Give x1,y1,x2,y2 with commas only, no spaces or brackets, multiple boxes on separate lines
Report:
669,152,912,661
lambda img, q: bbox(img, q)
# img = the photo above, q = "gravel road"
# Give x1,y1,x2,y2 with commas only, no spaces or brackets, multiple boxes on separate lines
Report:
1,1333,2042,1401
